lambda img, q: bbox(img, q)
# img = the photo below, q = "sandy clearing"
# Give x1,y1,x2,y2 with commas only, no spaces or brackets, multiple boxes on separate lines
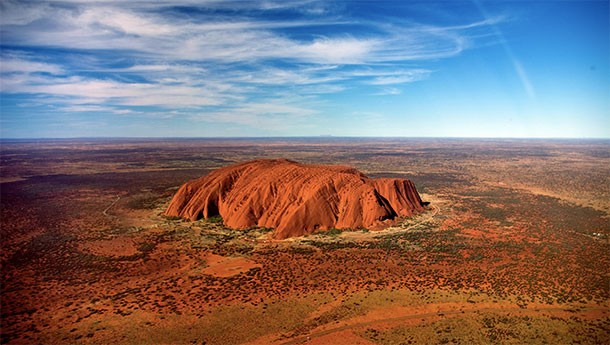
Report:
202,253,262,278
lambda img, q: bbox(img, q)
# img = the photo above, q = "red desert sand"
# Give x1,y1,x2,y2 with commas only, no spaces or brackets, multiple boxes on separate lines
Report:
165,159,425,239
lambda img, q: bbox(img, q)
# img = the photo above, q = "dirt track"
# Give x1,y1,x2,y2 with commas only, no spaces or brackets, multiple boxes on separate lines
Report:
102,196,121,216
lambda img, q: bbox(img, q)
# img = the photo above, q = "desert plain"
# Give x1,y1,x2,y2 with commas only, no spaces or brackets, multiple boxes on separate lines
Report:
1,138,609,344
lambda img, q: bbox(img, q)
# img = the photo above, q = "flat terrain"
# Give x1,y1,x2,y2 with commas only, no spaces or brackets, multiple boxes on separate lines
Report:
1,138,609,344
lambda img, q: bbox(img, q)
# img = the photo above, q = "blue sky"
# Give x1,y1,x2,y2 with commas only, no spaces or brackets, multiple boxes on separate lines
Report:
1,0,608,138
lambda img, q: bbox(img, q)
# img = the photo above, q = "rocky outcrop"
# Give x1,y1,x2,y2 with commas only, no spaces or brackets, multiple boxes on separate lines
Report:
165,159,425,239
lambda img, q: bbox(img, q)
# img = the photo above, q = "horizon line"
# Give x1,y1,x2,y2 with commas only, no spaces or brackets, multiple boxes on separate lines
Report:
1,136,610,141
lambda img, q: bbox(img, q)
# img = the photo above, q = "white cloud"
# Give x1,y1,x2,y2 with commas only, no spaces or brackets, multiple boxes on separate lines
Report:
0,57,63,74
120,64,206,73
2,74,225,108
233,102,316,116
76,7,178,36
0,1,496,65
231,65,343,85
298,84,346,94
373,87,402,96
0,1,50,25
0,1,503,130
295,37,378,64
59,104,133,115
60,105,112,112
368,70,431,85
259,0,318,11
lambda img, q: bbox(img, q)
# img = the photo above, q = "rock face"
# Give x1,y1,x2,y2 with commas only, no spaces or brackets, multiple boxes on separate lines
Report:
165,159,425,239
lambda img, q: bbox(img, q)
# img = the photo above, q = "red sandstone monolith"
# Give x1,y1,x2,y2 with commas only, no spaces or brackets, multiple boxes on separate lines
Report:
165,159,425,239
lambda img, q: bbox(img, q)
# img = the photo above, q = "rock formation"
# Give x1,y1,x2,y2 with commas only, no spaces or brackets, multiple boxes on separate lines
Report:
165,159,425,239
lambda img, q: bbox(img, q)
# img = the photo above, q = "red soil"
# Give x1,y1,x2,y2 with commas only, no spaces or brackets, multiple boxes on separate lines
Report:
202,253,262,278
165,159,424,239
78,238,139,258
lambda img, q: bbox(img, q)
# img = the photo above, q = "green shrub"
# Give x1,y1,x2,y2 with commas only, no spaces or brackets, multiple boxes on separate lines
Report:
206,215,223,224
319,228,342,236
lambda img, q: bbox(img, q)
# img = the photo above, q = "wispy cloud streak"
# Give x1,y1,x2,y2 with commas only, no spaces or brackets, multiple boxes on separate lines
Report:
0,0,504,130
472,0,535,99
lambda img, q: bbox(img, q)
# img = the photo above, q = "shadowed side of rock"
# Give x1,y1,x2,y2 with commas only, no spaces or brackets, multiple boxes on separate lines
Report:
165,159,425,239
